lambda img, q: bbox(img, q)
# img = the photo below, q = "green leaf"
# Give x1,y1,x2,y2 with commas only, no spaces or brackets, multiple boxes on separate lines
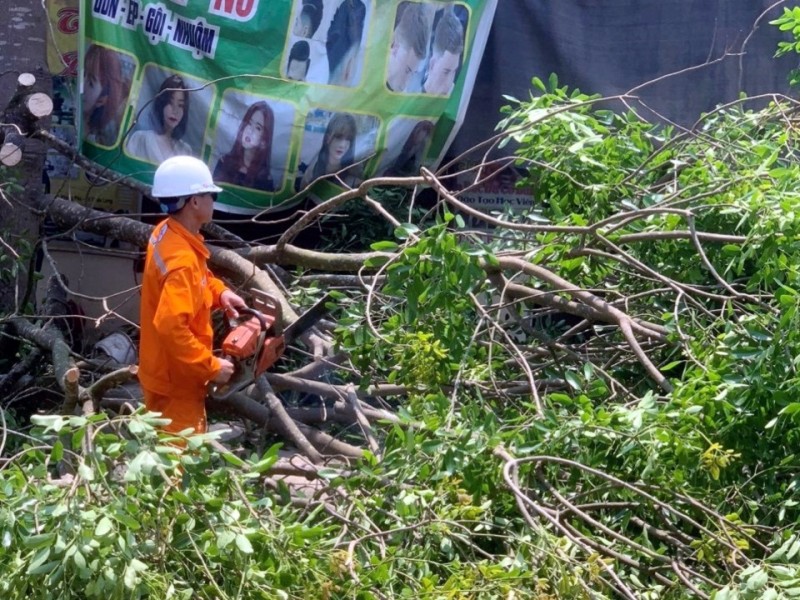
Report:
26,547,52,574
364,255,390,268
123,564,137,590
250,454,280,475
661,360,683,371
205,498,223,511
370,240,398,251
128,420,146,435
23,532,56,548
780,403,800,417
126,450,159,481
94,517,114,537
564,371,581,390
761,588,779,600
67,416,87,428
27,560,60,576
395,223,419,240
316,467,341,480
744,568,768,592
787,538,800,561
172,490,193,505
583,362,594,381
712,586,734,600
548,393,573,404
51,440,63,462
129,558,148,572
72,549,86,570
235,534,253,554
30,415,65,433
112,511,142,531
221,452,245,468
217,531,236,549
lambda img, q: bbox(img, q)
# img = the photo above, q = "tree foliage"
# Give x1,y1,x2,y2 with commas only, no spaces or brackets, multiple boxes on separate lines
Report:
8,18,800,600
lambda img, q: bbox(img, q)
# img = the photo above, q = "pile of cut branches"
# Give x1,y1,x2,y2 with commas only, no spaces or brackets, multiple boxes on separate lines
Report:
5,64,800,597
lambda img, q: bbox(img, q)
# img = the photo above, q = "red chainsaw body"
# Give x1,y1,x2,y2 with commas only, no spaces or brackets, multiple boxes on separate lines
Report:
218,293,284,394
222,312,278,361
211,290,330,400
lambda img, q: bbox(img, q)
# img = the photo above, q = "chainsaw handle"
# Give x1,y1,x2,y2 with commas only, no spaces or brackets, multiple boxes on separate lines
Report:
235,307,270,332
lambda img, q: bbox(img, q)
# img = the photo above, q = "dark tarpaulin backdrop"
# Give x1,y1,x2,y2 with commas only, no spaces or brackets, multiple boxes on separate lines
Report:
450,0,798,157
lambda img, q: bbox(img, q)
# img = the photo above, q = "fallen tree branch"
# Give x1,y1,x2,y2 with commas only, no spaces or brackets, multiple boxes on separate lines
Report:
34,129,151,197
84,365,139,409
9,317,75,394
254,374,322,464
489,256,673,392
345,383,380,457
274,175,426,253
235,244,391,272
266,372,402,422
208,390,364,460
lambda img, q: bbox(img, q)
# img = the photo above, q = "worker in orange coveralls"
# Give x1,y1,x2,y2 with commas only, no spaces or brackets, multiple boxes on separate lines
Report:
138,155,247,434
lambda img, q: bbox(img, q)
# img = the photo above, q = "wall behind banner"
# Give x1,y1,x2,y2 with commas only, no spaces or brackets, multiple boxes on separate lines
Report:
78,0,499,214
46,0,141,219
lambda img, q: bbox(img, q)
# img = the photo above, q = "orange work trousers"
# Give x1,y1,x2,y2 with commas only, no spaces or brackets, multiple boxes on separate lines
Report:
142,383,207,435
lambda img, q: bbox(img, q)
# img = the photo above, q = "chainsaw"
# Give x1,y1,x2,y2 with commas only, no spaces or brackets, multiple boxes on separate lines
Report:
210,290,331,400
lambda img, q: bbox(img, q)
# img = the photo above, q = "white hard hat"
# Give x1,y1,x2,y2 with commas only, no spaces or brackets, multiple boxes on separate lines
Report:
151,155,223,199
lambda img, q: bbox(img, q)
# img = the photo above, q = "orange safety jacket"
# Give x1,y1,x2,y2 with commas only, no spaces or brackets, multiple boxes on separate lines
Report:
139,217,227,396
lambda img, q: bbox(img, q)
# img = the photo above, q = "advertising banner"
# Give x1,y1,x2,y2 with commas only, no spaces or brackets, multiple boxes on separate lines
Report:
79,0,498,214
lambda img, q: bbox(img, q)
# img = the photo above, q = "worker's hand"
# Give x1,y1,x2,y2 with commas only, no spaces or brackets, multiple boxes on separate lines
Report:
212,358,236,383
220,289,247,319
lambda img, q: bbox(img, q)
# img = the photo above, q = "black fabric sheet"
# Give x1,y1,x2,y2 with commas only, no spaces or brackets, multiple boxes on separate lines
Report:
452,1,797,156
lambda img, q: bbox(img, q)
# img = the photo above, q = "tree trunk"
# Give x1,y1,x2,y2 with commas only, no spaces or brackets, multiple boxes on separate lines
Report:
0,0,49,314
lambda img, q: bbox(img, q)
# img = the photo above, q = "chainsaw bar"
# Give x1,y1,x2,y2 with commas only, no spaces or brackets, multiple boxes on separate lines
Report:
282,293,333,344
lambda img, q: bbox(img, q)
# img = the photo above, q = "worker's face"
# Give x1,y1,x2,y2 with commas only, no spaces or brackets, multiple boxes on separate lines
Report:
241,110,265,150
424,49,459,96
386,41,421,92
192,192,216,224
287,59,308,82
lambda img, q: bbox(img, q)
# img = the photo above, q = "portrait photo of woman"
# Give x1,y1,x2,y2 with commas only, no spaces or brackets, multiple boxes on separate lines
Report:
124,73,193,164
299,112,357,189
81,43,132,147
382,119,434,177
214,101,275,191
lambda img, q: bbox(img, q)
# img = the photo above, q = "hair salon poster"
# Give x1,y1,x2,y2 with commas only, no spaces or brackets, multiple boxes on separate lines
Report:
78,0,498,214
